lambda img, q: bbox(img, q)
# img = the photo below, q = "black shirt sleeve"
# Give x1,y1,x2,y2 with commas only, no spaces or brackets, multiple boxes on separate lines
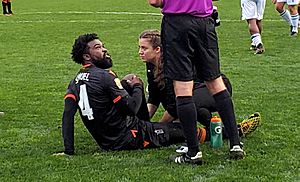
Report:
104,72,143,116
62,97,77,155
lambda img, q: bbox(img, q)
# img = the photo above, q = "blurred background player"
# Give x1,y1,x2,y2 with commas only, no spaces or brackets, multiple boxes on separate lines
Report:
212,0,221,27
212,6,221,27
2,0,13,16
241,0,266,54
272,0,299,36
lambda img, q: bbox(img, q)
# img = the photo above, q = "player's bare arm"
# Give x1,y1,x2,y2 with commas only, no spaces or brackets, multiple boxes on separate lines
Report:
148,0,163,8
160,111,175,123
147,103,158,119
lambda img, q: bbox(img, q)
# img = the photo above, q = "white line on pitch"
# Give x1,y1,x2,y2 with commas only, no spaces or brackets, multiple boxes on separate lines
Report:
0,19,283,24
0,19,162,23
18,11,162,16
10,11,284,22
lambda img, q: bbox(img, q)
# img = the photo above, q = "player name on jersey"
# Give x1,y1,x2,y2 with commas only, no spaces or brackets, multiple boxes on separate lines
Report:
75,73,90,84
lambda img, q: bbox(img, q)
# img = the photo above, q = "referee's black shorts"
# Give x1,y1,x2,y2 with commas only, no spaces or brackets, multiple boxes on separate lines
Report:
161,14,221,81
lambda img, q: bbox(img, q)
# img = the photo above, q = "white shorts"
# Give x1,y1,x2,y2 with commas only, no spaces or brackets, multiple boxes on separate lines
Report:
241,0,266,20
276,0,299,5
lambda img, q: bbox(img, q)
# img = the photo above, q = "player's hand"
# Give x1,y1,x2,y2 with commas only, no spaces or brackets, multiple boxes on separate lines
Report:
123,74,143,87
127,76,143,87
122,74,136,81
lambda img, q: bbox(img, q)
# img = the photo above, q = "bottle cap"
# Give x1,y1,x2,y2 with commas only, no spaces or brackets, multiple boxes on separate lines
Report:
211,116,221,122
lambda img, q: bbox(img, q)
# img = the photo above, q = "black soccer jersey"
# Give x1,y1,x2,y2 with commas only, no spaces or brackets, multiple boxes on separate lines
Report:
146,62,167,109
145,62,177,118
63,64,144,151
146,62,232,119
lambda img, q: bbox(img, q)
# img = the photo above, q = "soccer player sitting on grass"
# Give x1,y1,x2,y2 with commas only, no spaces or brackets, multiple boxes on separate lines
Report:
55,33,212,161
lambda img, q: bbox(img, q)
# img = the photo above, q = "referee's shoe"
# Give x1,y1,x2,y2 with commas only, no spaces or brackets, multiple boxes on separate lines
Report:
230,145,245,160
171,151,203,165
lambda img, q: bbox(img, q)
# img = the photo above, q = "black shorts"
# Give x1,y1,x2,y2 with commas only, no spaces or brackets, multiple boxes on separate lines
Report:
120,118,171,150
161,14,220,81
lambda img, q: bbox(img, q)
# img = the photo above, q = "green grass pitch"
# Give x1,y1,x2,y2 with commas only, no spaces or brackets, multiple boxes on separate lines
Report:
0,0,299,181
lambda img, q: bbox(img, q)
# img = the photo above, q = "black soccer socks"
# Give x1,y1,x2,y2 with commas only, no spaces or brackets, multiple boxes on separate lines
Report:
213,90,240,148
176,96,199,156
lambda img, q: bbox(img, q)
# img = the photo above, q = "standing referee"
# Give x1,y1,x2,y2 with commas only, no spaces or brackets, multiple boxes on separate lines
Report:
148,0,245,165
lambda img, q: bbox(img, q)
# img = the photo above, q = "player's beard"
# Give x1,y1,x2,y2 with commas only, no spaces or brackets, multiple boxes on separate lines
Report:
92,54,113,69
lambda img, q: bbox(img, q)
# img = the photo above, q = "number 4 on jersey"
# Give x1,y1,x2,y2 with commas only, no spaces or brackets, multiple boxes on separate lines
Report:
78,84,94,120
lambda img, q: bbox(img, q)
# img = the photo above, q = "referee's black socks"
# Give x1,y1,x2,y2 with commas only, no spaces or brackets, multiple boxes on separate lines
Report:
176,96,199,156
213,90,240,148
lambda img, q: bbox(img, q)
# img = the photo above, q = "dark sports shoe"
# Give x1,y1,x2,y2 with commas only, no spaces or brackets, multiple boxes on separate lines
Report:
290,25,298,37
290,31,298,37
254,43,265,54
175,127,207,154
239,112,261,137
172,152,203,165
175,145,188,154
230,145,245,160
249,44,257,51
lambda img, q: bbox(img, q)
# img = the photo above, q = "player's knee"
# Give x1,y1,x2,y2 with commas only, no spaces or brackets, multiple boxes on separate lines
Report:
288,6,298,14
275,5,284,13
205,77,226,95
173,81,193,96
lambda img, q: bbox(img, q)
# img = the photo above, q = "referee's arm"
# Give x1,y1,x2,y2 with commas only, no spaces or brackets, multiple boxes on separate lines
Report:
148,0,163,8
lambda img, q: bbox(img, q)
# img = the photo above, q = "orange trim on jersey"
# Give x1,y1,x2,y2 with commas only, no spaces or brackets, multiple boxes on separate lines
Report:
143,141,150,148
198,128,206,144
113,95,122,103
108,70,116,76
82,64,91,68
130,130,138,138
64,94,76,101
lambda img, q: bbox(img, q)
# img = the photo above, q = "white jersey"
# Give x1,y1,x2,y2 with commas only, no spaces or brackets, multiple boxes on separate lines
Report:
276,0,299,5
241,0,266,20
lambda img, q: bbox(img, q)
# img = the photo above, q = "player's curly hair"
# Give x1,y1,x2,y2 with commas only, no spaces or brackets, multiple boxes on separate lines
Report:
139,29,164,87
71,33,99,64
